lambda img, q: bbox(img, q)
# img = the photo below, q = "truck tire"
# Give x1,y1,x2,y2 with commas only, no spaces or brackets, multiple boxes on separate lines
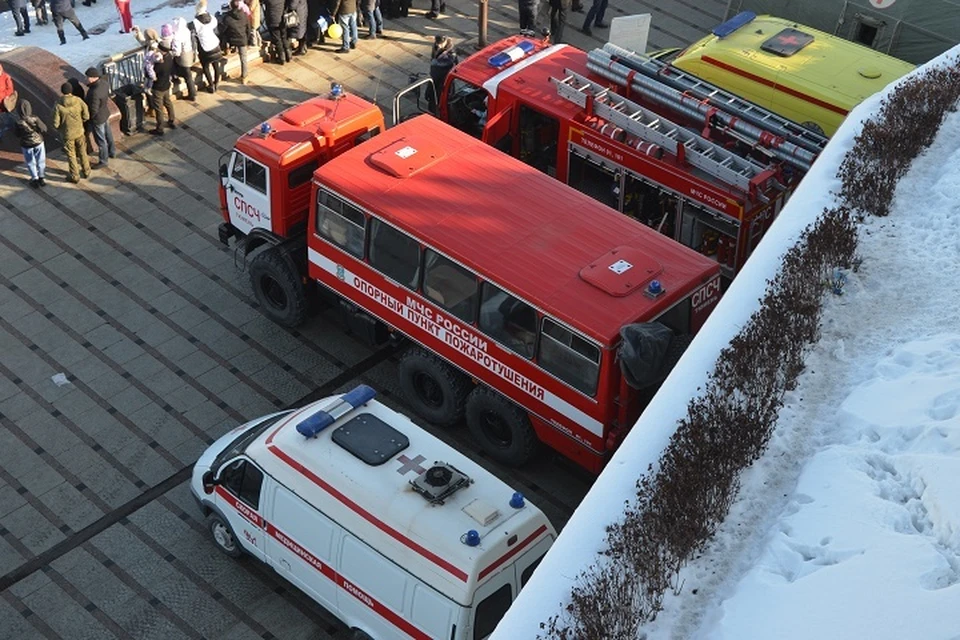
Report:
465,387,538,467
398,349,471,427
249,248,307,327
207,513,243,559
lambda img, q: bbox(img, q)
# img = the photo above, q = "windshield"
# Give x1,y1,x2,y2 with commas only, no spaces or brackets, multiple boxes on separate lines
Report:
211,412,290,474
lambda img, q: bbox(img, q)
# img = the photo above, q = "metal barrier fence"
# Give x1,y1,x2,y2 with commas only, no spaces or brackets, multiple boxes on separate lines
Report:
102,48,146,96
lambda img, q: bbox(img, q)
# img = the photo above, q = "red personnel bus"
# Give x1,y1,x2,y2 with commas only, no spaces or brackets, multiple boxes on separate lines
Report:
395,36,828,284
305,115,722,473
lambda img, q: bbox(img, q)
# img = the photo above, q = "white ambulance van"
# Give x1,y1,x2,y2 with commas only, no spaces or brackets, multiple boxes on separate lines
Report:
191,385,556,640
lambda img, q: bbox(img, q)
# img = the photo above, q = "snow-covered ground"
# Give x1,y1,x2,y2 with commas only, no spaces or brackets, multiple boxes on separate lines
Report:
494,48,960,640
1,0,198,72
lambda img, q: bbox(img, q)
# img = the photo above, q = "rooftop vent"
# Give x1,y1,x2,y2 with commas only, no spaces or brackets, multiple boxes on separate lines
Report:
410,463,472,505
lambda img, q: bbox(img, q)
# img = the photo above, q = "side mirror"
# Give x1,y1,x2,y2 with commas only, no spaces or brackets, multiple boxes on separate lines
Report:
202,470,217,494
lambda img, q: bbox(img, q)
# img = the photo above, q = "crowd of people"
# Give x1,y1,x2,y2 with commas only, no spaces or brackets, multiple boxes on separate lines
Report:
8,0,91,43
0,0,483,187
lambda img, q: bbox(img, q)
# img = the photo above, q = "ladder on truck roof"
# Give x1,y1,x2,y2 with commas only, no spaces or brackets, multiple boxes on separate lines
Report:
598,43,829,156
586,44,824,172
553,70,775,197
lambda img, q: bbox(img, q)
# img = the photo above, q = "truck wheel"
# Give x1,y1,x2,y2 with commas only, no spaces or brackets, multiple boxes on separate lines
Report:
207,514,243,559
249,248,307,327
350,629,373,640
398,349,471,427
466,387,538,467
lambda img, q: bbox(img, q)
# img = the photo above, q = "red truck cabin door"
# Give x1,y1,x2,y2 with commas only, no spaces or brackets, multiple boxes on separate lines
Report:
224,151,273,236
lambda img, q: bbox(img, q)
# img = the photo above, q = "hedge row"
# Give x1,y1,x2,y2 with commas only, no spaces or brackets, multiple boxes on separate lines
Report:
541,56,960,639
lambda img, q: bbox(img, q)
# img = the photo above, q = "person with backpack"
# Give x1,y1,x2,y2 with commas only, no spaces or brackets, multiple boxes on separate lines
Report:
220,0,253,83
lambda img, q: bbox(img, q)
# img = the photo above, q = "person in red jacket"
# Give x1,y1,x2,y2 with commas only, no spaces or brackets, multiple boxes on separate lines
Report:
115,0,133,32
0,64,17,113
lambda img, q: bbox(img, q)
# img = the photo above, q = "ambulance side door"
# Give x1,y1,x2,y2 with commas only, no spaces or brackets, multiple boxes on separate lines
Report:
224,151,272,236
214,457,267,562
264,484,340,615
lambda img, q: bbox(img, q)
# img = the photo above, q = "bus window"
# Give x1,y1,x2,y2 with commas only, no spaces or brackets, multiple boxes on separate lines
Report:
539,318,600,396
478,282,537,359
316,191,366,258
518,105,558,177
423,249,478,323
368,218,422,289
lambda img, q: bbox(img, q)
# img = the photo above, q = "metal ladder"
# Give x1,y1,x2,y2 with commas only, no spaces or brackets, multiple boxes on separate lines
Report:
599,43,829,156
553,70,771,194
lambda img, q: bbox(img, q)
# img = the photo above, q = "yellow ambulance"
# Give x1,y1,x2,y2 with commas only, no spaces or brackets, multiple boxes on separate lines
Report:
664,12,915,136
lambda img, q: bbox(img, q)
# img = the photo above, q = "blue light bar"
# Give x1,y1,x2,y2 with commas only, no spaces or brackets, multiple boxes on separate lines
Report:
488,39,536,68
296,385,377,438
713,11,755,38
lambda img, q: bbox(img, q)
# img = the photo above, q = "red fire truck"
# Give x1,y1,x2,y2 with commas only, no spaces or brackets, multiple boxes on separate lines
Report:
304,114,721,472
217,86,385,325
394,36,829,283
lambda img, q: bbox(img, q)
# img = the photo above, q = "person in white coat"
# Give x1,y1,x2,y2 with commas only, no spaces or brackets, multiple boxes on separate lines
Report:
191,0,224,93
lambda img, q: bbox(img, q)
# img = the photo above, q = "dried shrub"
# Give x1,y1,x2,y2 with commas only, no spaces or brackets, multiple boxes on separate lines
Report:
838,57,960,216
540,59,958,639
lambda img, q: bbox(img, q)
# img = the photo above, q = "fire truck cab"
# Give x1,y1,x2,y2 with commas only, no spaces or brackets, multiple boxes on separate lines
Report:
303,115,722,472
394,36,828,283
218,86,384,326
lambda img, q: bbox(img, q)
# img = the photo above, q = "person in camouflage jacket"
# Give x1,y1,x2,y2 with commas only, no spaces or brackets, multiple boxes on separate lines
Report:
52,81,91,182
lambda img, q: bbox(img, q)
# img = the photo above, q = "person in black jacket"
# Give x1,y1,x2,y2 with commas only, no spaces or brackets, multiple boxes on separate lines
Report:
50,0,89,44
150,45,176,135
220,0,253,82
84,67,116,167
263,0,291,64
287,0,308,55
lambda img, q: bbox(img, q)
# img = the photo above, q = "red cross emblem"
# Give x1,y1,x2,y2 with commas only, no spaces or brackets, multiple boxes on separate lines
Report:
396,454,427,476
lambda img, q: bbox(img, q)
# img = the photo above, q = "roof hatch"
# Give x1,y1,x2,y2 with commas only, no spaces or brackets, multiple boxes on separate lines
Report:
332,413,410,466
369,137,447,178
579,246,663,297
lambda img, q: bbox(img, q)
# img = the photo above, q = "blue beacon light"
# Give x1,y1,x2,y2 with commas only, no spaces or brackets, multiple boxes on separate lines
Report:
488,40,536,68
